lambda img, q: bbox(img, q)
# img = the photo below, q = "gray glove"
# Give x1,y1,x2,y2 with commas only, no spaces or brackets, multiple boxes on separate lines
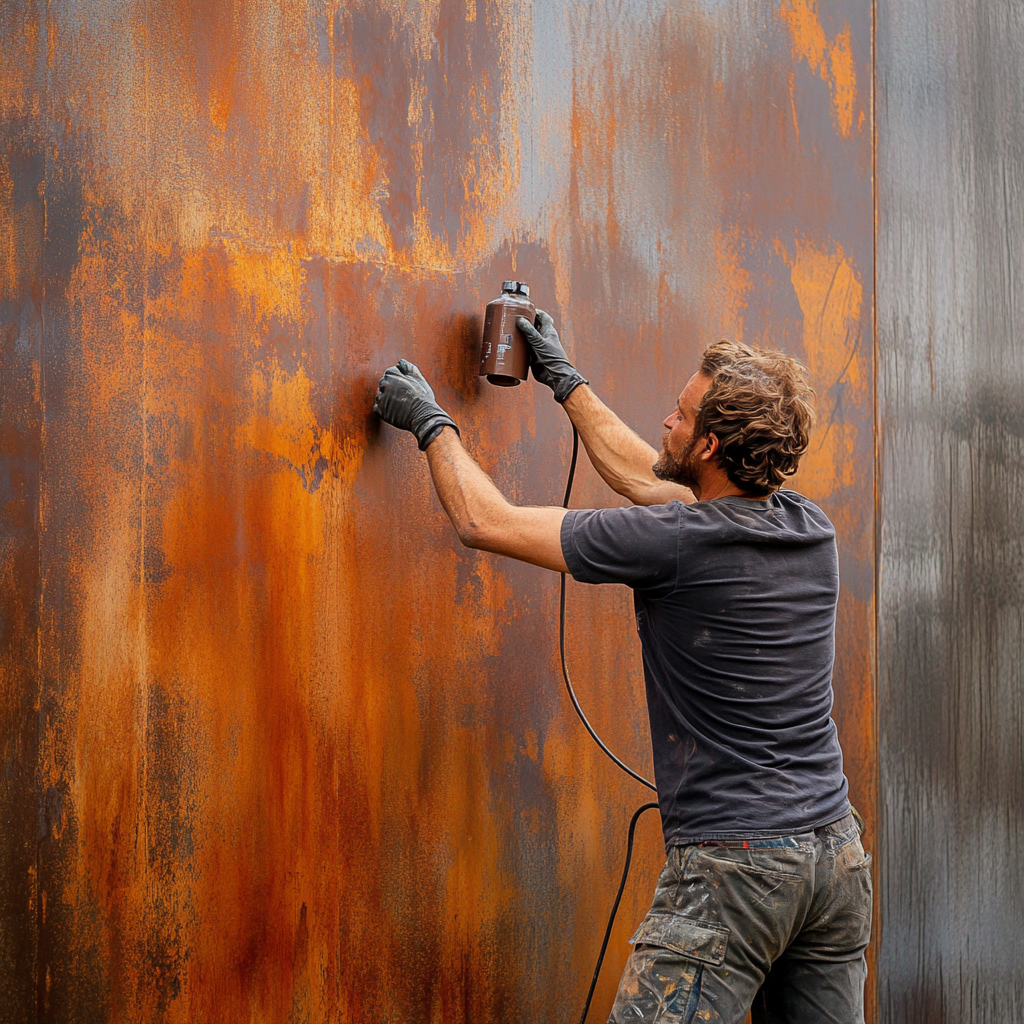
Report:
373,359,460,451
515,309,588,403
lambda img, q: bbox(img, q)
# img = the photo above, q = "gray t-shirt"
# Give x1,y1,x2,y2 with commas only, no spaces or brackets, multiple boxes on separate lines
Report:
560,489,850,847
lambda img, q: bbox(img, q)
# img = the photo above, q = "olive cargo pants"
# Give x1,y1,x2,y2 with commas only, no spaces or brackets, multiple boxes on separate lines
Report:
608,812,872,1024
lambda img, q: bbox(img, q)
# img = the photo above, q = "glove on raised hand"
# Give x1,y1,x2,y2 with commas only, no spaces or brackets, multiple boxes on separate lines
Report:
373,359,460,451
515,309,588,403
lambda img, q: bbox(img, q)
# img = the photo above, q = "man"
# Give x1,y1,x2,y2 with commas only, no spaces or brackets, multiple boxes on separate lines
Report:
373,311,872,1024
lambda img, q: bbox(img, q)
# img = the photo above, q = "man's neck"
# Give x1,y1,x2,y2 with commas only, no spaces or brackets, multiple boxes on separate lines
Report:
691,476,770,502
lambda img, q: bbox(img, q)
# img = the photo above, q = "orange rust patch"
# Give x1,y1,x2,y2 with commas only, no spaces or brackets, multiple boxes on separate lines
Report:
778,0,858,136
786,236,867,502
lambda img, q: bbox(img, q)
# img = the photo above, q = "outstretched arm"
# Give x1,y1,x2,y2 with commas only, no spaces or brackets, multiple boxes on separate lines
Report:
425,428,568,571
517,311,693,506
373,360,568,572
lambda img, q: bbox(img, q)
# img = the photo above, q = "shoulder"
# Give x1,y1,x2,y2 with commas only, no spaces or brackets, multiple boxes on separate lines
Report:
770,489,836,537
561,503,682,590
562,502,682,562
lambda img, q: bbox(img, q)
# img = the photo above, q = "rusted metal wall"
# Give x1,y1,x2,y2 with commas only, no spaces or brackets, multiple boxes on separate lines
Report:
1,1,873,1020
876,0,1024,1019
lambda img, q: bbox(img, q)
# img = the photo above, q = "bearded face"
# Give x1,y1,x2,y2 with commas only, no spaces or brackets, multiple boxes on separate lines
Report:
653,429,704,489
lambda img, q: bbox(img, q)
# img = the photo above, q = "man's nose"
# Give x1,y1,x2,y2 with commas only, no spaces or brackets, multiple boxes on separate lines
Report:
663,414,675,430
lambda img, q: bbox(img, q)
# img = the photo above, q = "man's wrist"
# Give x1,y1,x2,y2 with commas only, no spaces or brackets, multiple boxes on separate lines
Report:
562,382,587,404
553,371,589,404
420,422,460,451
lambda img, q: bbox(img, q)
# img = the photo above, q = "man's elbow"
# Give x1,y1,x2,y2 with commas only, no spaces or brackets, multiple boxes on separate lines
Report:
455,519,490,551
457,515,512,554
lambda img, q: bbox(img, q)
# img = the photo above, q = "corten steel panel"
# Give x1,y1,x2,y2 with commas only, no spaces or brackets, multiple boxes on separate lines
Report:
1,1,873,1021
876,0,1024,1019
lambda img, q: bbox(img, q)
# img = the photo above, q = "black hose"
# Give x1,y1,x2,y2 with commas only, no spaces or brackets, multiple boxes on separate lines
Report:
577,801,660,1024
558,424,661,1022
559,427,656,792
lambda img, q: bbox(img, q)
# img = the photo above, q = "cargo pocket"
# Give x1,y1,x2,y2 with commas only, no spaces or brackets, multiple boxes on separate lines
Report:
610,914,730,1023
629,912,729,966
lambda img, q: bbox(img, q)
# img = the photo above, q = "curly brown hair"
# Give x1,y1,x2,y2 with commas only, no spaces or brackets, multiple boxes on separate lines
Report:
695,340,816,493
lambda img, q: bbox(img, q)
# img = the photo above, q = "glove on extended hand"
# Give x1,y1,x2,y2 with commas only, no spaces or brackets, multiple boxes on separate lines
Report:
373,359,460,451
515,309,588,403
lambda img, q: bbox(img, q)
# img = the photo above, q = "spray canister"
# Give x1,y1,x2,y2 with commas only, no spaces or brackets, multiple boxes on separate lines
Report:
479,281,535,386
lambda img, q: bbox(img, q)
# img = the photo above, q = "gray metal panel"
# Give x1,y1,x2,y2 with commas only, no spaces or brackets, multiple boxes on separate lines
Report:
876,0,1024,1018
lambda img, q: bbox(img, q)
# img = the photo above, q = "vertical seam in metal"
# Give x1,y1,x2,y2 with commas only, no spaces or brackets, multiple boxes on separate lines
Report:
870,0,881,1006
140,0,151,917
35,1,49,1018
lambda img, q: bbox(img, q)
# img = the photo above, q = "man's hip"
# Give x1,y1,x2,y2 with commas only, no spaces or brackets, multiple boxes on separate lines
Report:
608,811,873,1024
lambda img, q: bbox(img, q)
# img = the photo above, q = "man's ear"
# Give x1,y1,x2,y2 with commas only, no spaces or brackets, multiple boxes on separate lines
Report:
701,433,720,461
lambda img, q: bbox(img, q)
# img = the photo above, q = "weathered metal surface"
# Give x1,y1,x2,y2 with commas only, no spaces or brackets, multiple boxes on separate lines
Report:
1,1,873,1020
876,0,1024,1019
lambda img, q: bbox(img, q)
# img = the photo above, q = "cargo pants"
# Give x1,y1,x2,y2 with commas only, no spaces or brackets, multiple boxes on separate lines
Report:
608,811,872,1024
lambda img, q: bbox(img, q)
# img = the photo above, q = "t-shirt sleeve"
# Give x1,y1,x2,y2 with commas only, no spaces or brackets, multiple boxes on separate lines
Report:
560,504,680,593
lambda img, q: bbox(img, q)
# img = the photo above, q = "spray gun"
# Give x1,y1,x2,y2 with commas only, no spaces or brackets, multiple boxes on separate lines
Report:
478,280,536,386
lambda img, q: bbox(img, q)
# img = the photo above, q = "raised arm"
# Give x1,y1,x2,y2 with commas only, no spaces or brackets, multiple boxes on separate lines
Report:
561,384,693,506
516,311,693,506
373,360,568,572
